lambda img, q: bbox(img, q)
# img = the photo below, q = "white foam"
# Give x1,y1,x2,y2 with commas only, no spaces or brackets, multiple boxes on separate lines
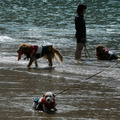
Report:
0,36,15,42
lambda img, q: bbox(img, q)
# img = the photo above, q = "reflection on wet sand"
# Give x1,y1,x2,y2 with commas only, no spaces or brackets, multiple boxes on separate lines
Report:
0,68,119,120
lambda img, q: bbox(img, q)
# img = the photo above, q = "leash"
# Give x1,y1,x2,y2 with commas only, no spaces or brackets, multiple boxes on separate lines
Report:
56,61,119,95
84,44,90,58
86,61,119,80
56,88,72,96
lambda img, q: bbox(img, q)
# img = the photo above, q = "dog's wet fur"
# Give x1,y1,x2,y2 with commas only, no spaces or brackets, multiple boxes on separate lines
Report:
96,44,110,60
96,44,119,60
17,43,63,67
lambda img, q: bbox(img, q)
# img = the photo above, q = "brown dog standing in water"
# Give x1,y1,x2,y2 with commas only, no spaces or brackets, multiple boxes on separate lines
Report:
17,43,63,67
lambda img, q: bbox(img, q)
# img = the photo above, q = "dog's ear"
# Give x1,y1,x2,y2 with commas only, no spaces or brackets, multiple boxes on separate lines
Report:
97,46,104,52
21,45,30,53
53,94,56,98
19,45,25,53
43,93,46,97
22,45,27,49
19,45,25,50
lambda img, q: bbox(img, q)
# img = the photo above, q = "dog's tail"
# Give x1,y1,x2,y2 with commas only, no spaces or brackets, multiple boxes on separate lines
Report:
52,47,63,63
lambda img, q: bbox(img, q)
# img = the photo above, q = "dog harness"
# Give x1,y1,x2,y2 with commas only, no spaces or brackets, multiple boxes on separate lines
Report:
28,45,52,58
18,45,42,60
28,45,42,57
104,48,119,60
18,45,52,60
41,97,56,109
104,48,113,55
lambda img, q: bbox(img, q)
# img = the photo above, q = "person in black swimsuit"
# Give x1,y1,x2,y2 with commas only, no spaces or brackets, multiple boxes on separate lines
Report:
75,3,87,60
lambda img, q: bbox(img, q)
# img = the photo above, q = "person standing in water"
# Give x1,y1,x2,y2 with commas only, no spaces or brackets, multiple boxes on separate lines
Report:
75,3,87,60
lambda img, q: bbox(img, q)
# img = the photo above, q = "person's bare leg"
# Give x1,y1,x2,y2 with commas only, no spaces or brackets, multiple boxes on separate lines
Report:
75,43,84,60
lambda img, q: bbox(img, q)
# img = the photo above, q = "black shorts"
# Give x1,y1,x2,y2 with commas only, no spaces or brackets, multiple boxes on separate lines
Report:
76,38,86,44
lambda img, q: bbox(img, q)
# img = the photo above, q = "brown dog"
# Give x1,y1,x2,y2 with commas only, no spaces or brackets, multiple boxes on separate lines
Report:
17,43,63,67
96,44,119,60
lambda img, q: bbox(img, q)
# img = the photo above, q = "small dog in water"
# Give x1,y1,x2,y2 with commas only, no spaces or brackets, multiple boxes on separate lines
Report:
96,44,120,60
17,43,63,67
33,92,57,113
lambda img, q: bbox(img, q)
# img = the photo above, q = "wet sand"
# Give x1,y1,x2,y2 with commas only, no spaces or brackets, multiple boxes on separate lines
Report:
0,67,120,120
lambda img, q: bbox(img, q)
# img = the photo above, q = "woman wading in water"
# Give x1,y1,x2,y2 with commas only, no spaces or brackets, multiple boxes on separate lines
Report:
75,3,87,60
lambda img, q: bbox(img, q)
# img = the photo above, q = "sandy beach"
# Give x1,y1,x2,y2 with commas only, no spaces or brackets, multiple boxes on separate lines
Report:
0,62,120,120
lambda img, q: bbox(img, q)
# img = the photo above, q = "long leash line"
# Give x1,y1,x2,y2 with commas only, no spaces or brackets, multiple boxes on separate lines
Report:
86,61,119,80
56,61,119,95
84,44,90,58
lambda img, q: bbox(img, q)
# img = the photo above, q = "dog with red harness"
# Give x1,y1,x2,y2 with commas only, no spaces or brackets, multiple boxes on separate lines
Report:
17,43,63,67
33,92,57,113
96,44,120,60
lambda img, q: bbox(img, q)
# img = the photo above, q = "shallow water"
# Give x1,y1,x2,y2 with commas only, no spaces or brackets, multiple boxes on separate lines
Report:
0,0,120,119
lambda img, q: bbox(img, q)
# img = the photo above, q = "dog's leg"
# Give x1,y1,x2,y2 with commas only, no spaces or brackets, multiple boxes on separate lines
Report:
42,104,48,112
27,58,34,67
34,59,38,67
48,58,53,66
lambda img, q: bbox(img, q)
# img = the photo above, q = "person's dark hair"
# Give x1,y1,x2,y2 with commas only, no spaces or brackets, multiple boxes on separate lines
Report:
76,3,87,14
